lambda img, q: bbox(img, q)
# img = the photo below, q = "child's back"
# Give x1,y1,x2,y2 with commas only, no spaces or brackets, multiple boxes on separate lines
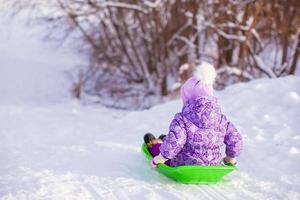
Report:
160,96,242,167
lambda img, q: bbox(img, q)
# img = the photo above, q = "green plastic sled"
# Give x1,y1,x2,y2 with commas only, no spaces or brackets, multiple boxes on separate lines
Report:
142,143,238,184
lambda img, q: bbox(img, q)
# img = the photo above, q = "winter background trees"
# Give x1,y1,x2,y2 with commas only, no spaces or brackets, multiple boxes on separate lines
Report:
5,0,300,109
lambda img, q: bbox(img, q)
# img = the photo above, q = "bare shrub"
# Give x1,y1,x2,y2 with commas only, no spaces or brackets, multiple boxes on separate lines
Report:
8,0,300,109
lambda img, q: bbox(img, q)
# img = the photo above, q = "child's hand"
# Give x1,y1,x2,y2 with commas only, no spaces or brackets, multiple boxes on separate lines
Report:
223,156,237,165
151,154,168,168
151,159,158,168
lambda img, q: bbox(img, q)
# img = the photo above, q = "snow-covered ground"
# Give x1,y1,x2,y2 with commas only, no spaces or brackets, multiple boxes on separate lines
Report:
0,12,84,105
1,13,300,200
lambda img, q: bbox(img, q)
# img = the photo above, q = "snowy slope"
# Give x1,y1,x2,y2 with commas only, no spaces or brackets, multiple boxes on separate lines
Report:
1,12,300,200
0,13,84,105
1,76,300,200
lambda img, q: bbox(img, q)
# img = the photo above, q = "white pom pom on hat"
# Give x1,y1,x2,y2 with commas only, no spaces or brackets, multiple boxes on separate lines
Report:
193,62,216,85
180,62,217,104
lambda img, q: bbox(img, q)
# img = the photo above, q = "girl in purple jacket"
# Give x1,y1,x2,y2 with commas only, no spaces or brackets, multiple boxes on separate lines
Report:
151,62,243,167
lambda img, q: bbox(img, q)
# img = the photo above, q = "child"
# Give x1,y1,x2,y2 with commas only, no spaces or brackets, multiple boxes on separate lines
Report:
152,62,243,167
144,133,166,157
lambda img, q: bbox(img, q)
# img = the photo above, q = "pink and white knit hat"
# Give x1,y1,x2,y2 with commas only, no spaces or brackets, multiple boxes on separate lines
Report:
181,62,217,104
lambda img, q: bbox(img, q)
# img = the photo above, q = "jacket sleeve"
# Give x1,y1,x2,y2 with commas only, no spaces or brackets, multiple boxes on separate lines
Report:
220,114,243,158
160,113,187,160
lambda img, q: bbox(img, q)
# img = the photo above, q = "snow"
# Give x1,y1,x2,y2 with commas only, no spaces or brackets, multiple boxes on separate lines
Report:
0,13,84,105
99,2,147,14
144,0,162,8
1,11,300,200
253,54,277,78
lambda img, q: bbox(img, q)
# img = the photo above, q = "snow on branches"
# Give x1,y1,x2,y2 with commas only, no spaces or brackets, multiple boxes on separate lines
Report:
10,0,300,109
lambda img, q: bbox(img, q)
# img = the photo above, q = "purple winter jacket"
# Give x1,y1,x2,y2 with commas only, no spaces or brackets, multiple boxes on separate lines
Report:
160,96,243,167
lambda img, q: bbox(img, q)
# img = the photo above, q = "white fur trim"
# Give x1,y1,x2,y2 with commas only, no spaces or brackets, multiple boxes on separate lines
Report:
194,62,216,85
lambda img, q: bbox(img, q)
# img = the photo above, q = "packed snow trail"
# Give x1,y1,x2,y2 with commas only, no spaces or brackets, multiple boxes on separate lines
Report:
1,12,300,200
